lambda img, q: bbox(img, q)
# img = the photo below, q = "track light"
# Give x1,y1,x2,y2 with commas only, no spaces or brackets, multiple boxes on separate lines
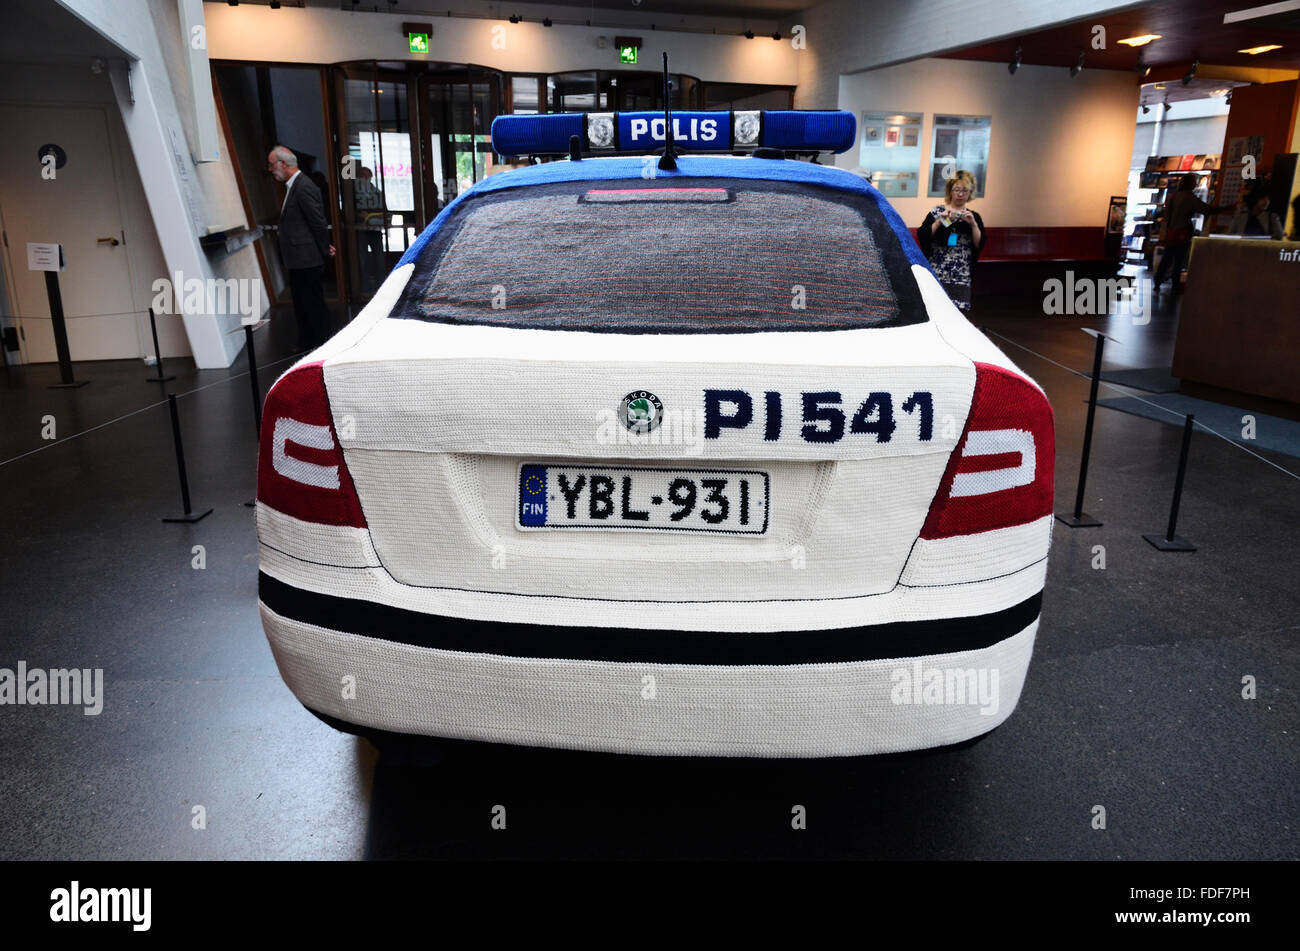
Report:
269,0,280,7
1008,44,1021,75
771,31,781,41
1070,50,1085,77
1182,58,1198,85
542,17,552,27
743,30,754,39
509,14,520,23
1142,104,1150,115
1164,99,1173,115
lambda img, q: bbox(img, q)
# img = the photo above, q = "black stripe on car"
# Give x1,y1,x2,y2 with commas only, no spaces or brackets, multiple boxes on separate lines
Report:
259,572,1040,665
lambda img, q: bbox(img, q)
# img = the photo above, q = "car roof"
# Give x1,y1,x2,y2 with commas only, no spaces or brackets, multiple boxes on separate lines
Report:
397,155,928,273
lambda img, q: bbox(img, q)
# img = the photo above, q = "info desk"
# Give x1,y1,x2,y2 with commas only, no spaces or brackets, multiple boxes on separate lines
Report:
1173,237,1300,407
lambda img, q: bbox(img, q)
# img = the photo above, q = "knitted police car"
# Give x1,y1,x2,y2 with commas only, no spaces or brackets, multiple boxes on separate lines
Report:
256,106,1054,757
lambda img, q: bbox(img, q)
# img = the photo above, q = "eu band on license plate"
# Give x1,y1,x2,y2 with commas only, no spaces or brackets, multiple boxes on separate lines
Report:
517,464,769,534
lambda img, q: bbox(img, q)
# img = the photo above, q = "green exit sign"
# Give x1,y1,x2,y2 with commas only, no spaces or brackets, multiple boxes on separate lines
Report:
618,44,638,64
408,32,429,53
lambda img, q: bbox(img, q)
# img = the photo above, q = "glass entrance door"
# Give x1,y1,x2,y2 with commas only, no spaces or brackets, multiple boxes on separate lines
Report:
335,63,422,301
422,70,501,215
333,64,503,306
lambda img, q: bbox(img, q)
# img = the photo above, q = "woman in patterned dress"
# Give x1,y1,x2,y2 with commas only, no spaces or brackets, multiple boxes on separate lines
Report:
917,170,986,312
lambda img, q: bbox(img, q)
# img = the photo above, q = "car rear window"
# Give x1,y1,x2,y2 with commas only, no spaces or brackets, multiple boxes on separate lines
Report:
392,177,926,333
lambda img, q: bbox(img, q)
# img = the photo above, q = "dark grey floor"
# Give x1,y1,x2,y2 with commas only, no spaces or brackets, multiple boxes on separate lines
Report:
0,285,1296,860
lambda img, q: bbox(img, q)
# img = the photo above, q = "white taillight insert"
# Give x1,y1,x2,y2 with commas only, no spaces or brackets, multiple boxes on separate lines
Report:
272,417,340,489
949,428,1035,498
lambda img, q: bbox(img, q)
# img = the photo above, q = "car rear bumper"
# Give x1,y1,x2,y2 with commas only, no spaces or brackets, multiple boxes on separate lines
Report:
259,572,1039,757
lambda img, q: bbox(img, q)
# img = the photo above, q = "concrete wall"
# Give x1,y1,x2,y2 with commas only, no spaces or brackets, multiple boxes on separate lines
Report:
204,4,798,87
837,57,1138,229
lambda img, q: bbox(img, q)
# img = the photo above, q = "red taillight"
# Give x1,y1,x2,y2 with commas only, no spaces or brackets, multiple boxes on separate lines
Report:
256,361,367,528
920,362,1054,539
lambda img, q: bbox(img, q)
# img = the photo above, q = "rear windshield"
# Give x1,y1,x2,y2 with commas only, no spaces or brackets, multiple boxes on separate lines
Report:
392,177,926,333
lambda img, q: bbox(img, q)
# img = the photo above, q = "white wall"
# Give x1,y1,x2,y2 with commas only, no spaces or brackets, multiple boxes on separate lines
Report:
0,61,191,360
204,5,798,87
837,58,1138,228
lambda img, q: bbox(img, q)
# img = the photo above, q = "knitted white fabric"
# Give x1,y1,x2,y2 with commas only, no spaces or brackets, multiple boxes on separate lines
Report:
261,601,1037,757
322,320,975,463
257,503,1047,632
345,451,949,601
256,251,1054,755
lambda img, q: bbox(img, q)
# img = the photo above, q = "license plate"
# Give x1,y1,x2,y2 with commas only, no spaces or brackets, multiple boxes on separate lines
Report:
517,464,769,534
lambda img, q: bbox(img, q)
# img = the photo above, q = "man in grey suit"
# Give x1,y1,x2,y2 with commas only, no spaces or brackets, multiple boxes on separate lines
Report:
267,145,334,352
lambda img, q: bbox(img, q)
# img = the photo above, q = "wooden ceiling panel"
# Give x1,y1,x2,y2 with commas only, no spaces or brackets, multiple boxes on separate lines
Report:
938,0,1300,71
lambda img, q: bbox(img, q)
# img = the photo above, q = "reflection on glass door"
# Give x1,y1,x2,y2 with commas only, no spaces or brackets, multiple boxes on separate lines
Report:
424,72,501,213
338,67,422,298
334,63,504,307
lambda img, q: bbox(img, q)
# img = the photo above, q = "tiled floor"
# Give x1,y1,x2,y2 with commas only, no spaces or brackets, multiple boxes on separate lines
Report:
1,286,1296,860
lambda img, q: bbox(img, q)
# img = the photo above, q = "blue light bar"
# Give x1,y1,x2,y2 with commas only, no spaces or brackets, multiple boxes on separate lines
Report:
490,110,856,157
761,111,856,154
489,113,585,158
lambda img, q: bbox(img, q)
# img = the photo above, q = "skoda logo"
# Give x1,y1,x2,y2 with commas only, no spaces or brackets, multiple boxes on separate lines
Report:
621,390,663,433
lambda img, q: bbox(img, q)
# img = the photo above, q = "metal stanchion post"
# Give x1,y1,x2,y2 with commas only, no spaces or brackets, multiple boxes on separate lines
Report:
162,393,213,523
234,320,270,509
1056,328,1118,527
245,324,263,437
45,270,89,389
145,307,175,383
1144,413,1197,551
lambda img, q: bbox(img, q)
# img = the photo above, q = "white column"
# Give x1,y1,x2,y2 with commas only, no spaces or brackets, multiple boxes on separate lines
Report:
177,0,220,162
110,58,240,368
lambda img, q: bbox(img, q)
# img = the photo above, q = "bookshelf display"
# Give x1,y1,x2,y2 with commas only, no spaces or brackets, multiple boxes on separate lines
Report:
1128,155,1222,267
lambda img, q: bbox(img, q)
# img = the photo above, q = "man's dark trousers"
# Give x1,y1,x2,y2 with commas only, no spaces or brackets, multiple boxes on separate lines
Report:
288,265,328,351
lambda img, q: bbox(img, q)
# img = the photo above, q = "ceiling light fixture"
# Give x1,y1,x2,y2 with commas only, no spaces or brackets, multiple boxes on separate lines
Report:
1141,104,1151,115
771,31,781,41
1117,34,1161,47
1153,83,1166,90
1008,44,1022,75
1182,58,1198,85
1070,50,1085,78
542,17,552,27
1238,44,1282,55
509,14,520,23
743,30,754,39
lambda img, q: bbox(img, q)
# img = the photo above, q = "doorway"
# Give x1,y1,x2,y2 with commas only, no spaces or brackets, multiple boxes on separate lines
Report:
0,104,138,363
